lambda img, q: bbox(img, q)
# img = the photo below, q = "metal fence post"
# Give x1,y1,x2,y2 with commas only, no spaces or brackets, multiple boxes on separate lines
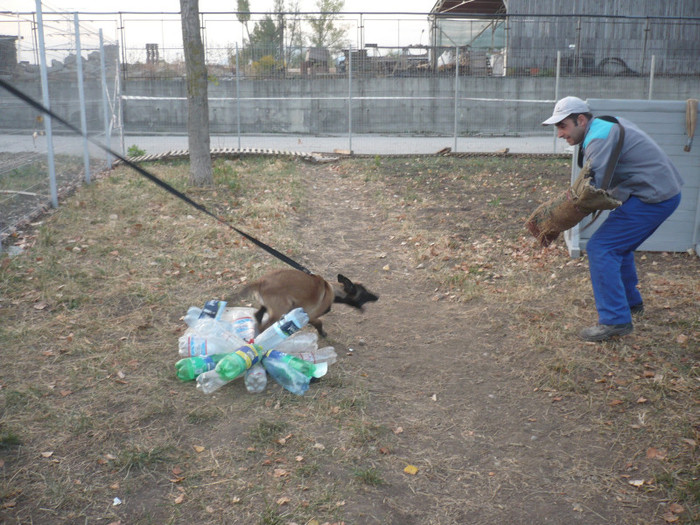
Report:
554,50,561,153
36,0,58,208
453,46,459,152
99,29,112,167
74,13,91,184
348,49,352,152
648,55,655,100
116,58,125,156
236,43,241,149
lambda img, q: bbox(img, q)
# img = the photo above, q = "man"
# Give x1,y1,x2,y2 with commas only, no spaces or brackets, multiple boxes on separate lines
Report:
542,96,684,342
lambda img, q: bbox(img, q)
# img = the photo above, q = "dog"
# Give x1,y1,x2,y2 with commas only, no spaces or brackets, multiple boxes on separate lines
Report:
232,269,378,337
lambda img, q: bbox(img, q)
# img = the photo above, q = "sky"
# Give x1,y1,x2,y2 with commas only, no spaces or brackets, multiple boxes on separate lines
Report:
2,1,435,64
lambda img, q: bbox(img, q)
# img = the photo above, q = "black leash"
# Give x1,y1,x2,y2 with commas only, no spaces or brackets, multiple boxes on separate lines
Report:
0,78,313,275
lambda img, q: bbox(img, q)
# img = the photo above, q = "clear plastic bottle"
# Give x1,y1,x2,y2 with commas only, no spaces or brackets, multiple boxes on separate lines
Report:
275,332,318,354
180,302,247,356
178,332,246,357
244,363,268,393
253,308,309,352
175,354,227,381
195,369,231,394
183,306,204,325
292,346,337,365
262,349,327,395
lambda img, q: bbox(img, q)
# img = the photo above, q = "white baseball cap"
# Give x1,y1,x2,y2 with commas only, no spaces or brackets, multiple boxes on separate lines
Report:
542,96,590,125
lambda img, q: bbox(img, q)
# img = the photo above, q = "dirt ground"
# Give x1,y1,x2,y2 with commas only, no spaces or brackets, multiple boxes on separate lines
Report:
0,154,697,525
272,156,696,524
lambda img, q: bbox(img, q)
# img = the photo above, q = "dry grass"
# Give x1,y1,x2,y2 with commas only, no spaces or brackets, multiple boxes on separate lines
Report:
0,154,698,525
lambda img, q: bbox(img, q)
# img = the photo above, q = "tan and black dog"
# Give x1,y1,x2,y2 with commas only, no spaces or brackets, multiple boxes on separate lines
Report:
232,269,378,337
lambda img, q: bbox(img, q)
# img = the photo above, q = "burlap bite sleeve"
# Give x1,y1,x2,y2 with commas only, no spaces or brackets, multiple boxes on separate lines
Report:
525,161,621,247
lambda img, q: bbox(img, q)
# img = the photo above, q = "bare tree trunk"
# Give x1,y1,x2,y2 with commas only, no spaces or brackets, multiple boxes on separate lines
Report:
180,0,212,186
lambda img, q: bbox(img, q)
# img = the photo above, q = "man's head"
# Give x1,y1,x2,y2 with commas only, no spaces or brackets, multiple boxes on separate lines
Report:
542,96,592,146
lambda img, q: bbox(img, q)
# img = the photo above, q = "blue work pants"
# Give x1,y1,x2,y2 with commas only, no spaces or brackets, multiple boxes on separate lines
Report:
586,193,681,325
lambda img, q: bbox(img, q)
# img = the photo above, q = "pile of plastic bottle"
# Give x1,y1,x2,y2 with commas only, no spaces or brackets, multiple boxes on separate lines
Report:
174,300,338,395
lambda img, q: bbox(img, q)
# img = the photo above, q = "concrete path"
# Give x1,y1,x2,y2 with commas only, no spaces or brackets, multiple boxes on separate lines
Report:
0,132,574,157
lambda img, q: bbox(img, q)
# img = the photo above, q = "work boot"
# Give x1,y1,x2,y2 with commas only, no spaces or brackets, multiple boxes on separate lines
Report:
630,303,644,315
579,323,633,342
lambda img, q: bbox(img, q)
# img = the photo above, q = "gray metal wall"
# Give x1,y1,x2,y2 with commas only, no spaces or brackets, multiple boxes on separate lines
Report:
504,2,700,75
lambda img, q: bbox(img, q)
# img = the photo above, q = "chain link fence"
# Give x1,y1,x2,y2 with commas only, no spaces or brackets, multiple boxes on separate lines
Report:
1,9,699,249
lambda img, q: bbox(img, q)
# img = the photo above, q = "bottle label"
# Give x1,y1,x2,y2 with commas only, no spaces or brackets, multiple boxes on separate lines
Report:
235,344,260,369
265,349,282,360
297,351,316,363
188,337,207,357
195,356,216,375
276,320,299,337
214,301,227,320
200,300,220,319
233,317,257,343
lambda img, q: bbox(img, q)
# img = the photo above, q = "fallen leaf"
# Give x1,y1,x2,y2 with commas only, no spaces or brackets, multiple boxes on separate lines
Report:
636,397,648,404
295,455,304,462
172,466,183,476
41,451,54,458
34,301,48,310
193,445,205,453
276,496,290,505
379,447,390,455
393,426,404,434
646,447,667,460
273,468,289,478
404,465,418,475
628,479,645,487
609,399,624,406
668,503,684,514
174,493,185,504
663,512,679,523
676,334,688,345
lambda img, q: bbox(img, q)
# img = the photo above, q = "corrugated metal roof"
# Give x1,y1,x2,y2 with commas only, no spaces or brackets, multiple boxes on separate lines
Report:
431,0,506,15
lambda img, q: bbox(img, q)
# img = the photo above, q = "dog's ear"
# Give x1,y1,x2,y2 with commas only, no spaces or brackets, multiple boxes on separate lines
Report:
337,274,356,294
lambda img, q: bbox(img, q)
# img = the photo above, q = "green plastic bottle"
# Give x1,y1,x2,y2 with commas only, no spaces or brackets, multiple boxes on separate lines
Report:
214,344,261,381
175,354,227,381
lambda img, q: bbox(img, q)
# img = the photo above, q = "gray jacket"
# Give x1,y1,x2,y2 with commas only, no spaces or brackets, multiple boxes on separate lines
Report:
582,116,684,203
